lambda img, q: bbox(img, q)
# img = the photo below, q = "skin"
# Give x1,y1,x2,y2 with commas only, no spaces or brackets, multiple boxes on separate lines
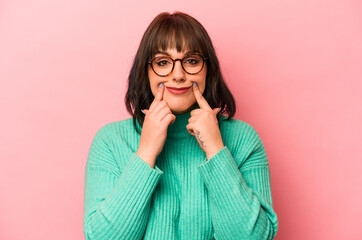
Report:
140,47,224,164
147,48,207,115
186,82,225,160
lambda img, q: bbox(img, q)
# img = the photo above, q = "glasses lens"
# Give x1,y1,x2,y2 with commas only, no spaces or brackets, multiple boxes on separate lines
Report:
182,54,203,74
152,56,173,76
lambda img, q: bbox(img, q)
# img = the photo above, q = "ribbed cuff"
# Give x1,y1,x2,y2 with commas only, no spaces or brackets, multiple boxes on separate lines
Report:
197,146,253,202
120,152,163,187
99,152,164,218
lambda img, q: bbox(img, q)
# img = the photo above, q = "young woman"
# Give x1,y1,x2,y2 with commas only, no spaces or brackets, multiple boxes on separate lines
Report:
83,11,278,240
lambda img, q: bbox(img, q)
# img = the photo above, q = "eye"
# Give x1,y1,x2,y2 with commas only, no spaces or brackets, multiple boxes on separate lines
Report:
186,58,199,64
154,57,172,67
184,55,201,65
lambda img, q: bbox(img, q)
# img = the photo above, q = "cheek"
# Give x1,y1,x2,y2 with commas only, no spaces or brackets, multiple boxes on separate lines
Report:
147,68,159,95
199,76,207,93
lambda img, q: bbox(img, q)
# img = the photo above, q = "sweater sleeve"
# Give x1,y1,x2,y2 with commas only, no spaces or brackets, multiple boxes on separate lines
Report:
197,124,278,240
83,128,163,240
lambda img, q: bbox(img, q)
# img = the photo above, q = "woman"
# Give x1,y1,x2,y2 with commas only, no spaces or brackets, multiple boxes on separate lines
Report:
83,11,278,240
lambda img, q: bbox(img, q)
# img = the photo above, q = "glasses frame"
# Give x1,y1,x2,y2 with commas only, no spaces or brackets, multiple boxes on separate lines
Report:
147,53,208,77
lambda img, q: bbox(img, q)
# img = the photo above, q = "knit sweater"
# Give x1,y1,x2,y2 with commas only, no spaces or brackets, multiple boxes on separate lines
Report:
83,104,278,240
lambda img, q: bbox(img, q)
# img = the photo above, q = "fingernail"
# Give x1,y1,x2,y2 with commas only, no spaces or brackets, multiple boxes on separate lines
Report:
193,82,197,87
217,108,221,113
159,82,163,88
141,109,145,114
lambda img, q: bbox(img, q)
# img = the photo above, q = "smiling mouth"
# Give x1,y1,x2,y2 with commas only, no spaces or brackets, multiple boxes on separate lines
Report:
166,86,192,90
166,86,191,95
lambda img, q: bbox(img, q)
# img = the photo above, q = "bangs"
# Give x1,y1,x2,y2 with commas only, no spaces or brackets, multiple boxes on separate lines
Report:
149,16,205,58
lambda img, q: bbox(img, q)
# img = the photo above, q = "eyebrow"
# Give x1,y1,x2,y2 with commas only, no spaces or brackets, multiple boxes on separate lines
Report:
154,50,200,57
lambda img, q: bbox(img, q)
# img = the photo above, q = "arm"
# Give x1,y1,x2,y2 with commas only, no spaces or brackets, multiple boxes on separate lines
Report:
83,128,163,240
197,124,278,240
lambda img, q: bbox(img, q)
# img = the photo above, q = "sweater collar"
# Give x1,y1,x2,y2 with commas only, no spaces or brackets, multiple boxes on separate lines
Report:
166,103,200,139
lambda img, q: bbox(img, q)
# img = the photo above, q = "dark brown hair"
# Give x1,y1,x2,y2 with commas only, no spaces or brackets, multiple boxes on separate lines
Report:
125,11,236,134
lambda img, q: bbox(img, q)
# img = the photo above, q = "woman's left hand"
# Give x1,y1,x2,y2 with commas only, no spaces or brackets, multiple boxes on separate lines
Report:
186,82,225,160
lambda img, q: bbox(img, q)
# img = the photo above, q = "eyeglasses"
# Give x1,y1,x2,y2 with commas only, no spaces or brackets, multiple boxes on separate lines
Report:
147,53,207,77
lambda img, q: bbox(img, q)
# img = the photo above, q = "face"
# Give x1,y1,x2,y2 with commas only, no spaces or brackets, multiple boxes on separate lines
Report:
147,48,207,115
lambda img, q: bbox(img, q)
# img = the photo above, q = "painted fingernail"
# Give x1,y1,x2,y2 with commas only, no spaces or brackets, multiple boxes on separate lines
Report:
159,82,163,88
141,109,145,114
193,82,197,87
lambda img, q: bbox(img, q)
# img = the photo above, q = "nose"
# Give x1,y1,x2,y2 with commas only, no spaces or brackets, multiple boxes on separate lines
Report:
172,59,186,82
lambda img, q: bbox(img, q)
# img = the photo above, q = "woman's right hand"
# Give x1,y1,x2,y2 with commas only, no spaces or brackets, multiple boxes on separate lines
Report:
136,83,176,168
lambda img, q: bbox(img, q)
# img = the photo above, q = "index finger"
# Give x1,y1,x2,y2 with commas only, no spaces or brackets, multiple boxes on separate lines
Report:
149,82,164,111
192,82,211,110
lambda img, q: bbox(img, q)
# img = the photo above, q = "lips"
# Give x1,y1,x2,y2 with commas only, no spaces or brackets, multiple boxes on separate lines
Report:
166,86,191,95
166,86,191,90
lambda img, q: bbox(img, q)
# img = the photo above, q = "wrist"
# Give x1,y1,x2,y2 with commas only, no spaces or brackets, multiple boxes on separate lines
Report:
206,144,225,160
136,150,156,168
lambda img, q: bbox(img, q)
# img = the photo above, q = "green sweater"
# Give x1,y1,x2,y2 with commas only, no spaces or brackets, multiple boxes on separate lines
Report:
83,105,278,239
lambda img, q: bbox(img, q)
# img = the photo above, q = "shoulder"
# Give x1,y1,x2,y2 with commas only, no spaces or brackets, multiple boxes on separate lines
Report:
218,115,261,140
218,115,267,167
92,117,136,143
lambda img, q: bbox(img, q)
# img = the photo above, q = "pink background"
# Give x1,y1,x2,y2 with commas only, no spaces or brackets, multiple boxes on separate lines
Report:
1,0,361,239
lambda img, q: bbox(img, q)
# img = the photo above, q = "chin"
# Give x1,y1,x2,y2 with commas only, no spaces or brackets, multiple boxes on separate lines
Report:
170,107,189,115
168,103,186,113
170,103,197,115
